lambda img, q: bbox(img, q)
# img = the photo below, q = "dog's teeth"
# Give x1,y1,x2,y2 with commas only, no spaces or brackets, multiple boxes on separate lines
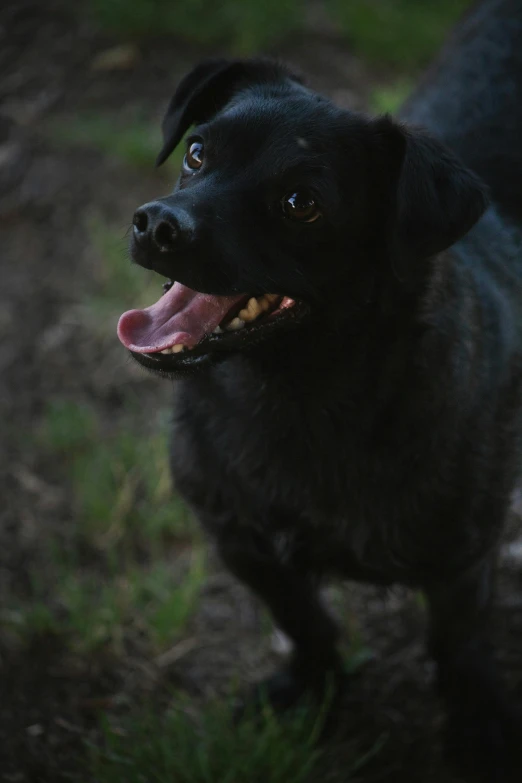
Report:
172,344,185,353
247,296,261,313
239,297,262,322
218,294,282,334
159,348,171,355
258,296,272,312
225,317,245,332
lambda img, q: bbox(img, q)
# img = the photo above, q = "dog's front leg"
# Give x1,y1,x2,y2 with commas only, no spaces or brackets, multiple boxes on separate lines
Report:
215,527,345,714
425,558,520,781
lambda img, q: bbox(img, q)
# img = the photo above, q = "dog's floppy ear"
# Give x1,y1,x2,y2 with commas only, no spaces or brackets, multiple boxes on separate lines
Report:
156,58,302,166
373,116,489,268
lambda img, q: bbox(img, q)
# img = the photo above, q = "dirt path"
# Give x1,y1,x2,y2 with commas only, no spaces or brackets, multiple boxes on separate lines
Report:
1,2,521,781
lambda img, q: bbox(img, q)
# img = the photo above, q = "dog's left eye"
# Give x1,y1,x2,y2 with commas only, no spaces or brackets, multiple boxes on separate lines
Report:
281,190,321,223
184,141,204,171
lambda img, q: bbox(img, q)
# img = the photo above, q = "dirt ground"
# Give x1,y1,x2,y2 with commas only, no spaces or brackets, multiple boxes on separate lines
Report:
1,2,521,782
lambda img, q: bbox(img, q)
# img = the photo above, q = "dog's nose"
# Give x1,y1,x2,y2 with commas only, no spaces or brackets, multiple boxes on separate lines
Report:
132,202,190,253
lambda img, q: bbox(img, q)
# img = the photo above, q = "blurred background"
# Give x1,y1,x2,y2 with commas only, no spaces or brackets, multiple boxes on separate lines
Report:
2,1,521,781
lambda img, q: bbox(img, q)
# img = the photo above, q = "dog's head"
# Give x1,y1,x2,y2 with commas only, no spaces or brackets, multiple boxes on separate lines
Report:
117,58,489,375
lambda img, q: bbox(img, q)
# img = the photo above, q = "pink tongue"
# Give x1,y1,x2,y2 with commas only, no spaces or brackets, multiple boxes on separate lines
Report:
117,282,245,353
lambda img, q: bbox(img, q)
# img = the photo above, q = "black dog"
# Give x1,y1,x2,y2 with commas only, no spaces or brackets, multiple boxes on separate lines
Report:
118,1,522,778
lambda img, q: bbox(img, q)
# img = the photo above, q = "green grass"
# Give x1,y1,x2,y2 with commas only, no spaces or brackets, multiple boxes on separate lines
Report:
12,203,202,654
85,0,472,66
327,0,471,69
38,398,195,550
91,696,329,783
370,79,412,115
58,552,205,654
47,112,184,172
6,552,205,654
76,213,161,338
143,553,206,647
1,602,58,639
37,398,99,455
91,693,386,783
88,0,302,54
88,213,158,306
13,395,204,654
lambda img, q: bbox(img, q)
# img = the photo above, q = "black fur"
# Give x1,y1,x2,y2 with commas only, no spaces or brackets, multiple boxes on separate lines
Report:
128,1,522,778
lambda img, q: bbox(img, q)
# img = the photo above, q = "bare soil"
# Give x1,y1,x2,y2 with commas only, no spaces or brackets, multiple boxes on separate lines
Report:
1,2,521,781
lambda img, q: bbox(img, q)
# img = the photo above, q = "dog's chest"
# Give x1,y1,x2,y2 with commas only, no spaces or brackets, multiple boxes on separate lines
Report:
171,371,444,584
174,366,362,507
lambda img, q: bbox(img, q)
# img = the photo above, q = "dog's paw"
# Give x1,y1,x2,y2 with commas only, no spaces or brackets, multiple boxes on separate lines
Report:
444,700,522,782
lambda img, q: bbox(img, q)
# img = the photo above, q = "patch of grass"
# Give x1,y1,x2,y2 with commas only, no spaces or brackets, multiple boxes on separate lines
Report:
16,191,203,654
91,693,386,783
37,398,99,454
6,553,205,654
87,0,302,54
91,696,331,783
140,552,206,648
74,214,160,339
87,213,157,305
48,112,183,171
1,602,60,640
370,79,412,115
61,553,205,654
27,397,204,653
38,399,195,550
85,0,471,62
327,0,471,69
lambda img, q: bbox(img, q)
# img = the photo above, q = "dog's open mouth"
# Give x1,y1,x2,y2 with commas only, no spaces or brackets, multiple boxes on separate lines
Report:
117,280,308,371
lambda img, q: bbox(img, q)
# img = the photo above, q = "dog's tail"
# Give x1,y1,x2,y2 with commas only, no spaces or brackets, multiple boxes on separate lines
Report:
401,0,522,224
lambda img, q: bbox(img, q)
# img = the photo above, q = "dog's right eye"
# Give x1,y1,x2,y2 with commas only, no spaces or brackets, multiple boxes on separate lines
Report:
184,141,204,171
281,190,321,223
